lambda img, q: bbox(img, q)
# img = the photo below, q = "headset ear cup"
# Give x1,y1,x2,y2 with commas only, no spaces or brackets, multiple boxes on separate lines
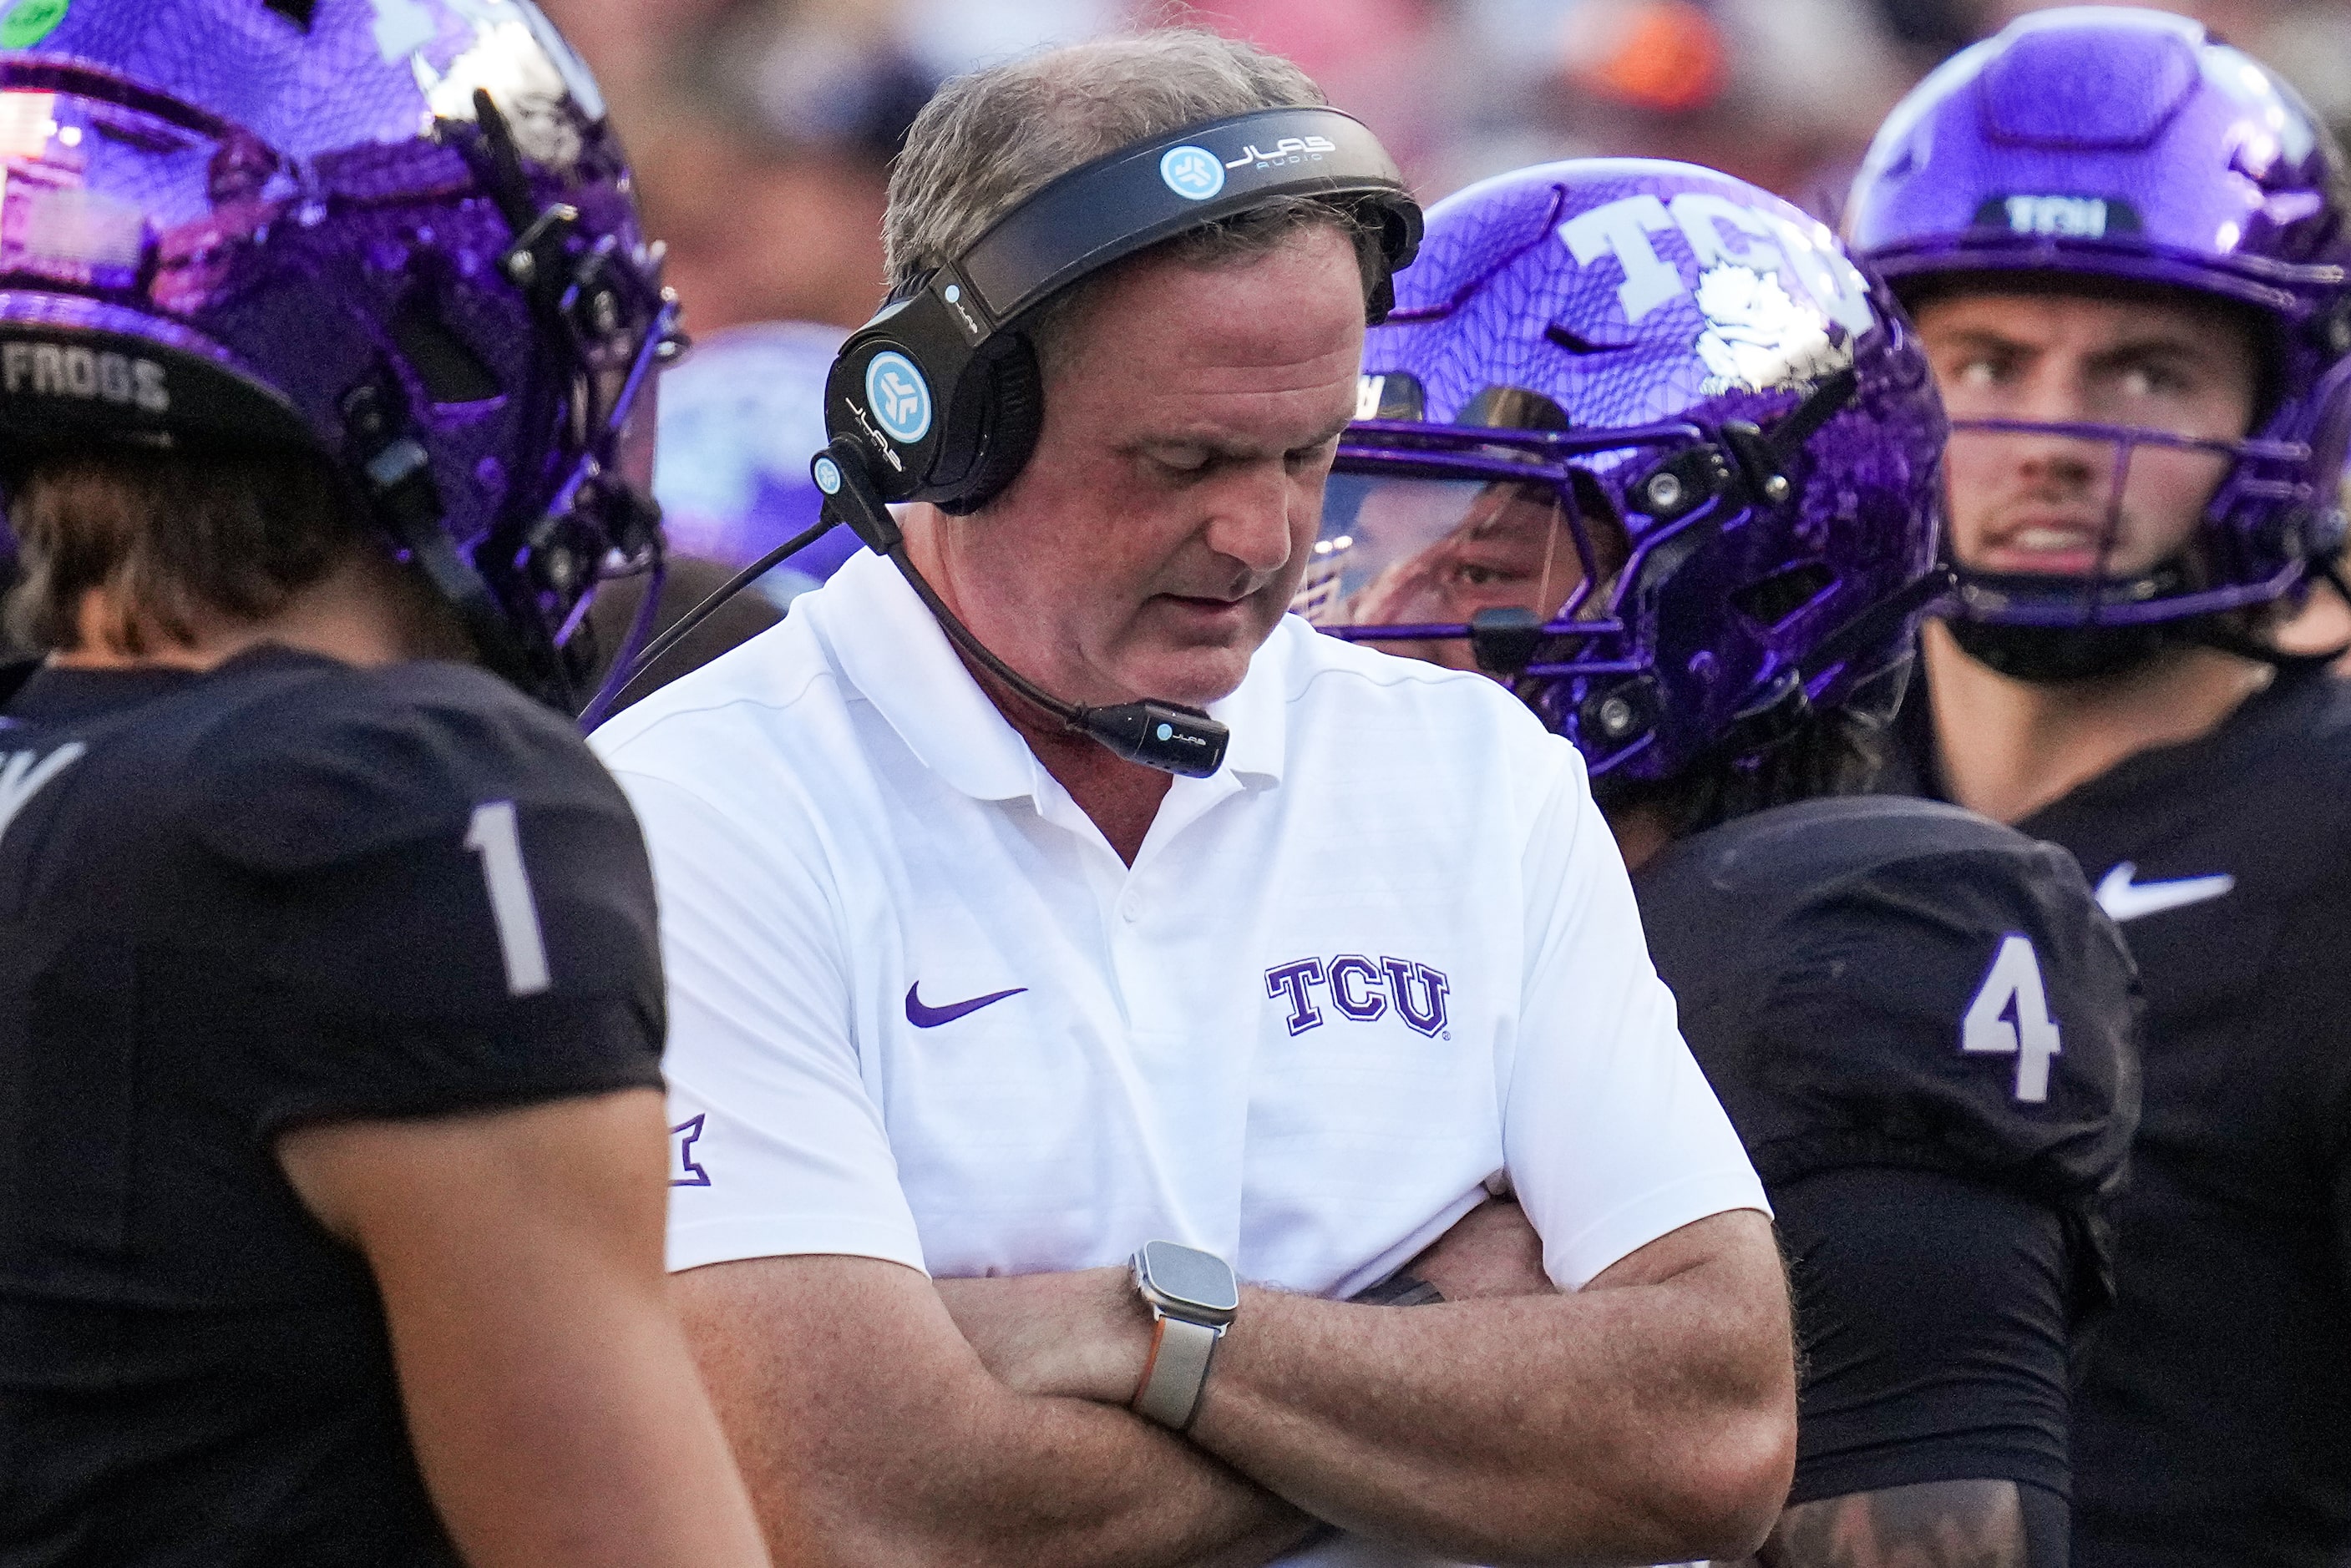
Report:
941,336,1045,516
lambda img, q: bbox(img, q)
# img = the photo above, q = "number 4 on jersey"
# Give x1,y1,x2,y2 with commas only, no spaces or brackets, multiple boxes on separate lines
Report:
1962,933,2061,1103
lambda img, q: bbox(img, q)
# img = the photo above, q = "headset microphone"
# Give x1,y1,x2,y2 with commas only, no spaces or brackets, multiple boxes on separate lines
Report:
813,438,1230,777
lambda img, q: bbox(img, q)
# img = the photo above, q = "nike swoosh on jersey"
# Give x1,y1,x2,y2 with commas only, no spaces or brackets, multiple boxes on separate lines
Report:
2095,861,2236,923
904,982,1027,1029
0,742,87,852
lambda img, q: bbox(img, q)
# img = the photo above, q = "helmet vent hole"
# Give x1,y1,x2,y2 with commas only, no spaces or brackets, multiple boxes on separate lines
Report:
393,296,502,406
1732,560,1837,630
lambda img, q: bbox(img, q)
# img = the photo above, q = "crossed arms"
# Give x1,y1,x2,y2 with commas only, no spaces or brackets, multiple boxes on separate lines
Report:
674,1199,1794,1568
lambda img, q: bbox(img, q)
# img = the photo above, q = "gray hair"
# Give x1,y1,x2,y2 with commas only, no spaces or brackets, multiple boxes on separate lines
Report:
884,31,1376,364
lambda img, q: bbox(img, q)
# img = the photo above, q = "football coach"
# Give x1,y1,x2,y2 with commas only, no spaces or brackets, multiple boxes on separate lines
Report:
593,31,1794,1568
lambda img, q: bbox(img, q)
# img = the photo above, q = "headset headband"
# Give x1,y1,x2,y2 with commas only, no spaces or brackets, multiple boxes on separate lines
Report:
828,103,1421,512
943,106,1421,331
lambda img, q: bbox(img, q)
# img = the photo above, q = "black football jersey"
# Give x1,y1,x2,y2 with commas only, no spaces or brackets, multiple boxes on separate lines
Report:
0,645,666,1567
1635,794,2141,1510
1887,665,2351,1568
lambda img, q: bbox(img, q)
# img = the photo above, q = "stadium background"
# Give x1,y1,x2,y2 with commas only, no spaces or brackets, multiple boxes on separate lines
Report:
531,0,2351,340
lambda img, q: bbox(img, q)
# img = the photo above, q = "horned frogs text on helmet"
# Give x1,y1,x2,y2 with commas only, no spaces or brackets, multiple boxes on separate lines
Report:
1847,6,2351,673
1303,157,1945,785
0,0,677,708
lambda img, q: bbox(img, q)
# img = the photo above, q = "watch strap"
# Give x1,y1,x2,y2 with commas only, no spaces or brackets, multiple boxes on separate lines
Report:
1131,1313,1220,1430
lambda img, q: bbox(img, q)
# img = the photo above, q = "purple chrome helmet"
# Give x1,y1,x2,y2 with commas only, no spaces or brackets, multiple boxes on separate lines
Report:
1847,6,2351,667
1307,158,1945,786
0,0,677,710
653,321,859,607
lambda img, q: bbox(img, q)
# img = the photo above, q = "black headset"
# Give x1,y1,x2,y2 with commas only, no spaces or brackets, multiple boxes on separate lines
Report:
595,109,1421,771
825,104,1423,514
797,105,1421,776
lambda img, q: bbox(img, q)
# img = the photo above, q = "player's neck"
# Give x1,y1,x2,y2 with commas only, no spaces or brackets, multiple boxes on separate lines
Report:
1922,618,2272,826
52,552,464,675
1605,803,1674,872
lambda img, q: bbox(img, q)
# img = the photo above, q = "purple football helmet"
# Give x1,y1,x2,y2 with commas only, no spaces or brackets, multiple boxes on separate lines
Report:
653,321,859,607
1847,7,2351,648
0,0,677,710
1307,158,1945,785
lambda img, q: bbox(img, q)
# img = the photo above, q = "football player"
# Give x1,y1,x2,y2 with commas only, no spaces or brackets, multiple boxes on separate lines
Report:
1307,157,2140,1567
1847,12,2351,1565
0,3,769,1565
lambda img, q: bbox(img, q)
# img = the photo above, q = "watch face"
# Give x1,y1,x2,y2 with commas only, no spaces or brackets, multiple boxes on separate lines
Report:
1140,1241,1239,1314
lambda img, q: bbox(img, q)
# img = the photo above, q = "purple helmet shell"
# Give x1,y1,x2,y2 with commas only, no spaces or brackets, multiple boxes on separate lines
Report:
0,0,676,707
1311,157,1945,785
653,321,859,606
1847,6,2351,631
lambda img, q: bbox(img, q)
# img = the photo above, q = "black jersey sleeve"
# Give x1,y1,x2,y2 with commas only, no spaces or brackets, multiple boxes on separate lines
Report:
1638,797,2143,1310
1777,1164,2073,1508
1746,834,2139,1197
181,658,666,1132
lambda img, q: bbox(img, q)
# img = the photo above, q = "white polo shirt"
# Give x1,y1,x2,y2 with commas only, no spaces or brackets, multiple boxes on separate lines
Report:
593,547,1765,1565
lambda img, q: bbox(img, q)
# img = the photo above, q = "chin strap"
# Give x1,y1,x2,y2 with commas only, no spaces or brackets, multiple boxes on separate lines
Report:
1710,564,1957,761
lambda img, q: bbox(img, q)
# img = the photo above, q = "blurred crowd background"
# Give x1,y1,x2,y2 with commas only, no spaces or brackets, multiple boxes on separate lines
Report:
534,0,2351,342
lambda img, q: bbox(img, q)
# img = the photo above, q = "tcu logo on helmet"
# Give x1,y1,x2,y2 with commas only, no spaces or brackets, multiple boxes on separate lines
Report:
1266,955,1451,1039
1558,191,1875,336
1993,194,2120,238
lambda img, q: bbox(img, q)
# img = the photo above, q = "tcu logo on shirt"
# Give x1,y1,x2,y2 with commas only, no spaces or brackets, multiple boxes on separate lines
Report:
1266,955,1451,1039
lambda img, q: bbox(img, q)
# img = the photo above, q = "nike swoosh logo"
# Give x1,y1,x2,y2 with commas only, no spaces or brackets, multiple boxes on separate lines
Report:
904,982,1027,1029
2095,861,2236,923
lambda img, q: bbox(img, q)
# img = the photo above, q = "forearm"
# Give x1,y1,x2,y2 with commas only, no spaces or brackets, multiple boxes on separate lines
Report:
1187,1292,1772,1564
930,1215,1788,1564
281,1091,773,1568
1186,1216,1792,1565
843,1383,1313,1568
402,1293,777,1568
681,1259,1311,1568
1761,1480,2033,1568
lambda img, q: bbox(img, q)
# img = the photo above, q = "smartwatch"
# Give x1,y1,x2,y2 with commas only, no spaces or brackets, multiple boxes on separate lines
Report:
1127,1240,1240,1430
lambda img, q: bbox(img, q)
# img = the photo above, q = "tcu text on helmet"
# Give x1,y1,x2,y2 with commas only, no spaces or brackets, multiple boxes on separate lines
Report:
1,341,169,413
1558,192,1876,336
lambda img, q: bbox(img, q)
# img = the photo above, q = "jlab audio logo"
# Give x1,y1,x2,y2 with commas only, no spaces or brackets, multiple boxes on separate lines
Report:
864,351,932,445
2,341,169,412
1160,144,1226,201
1224,135,1338,171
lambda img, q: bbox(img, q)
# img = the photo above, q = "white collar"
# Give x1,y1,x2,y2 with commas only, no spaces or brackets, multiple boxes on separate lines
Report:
804,549,1290,811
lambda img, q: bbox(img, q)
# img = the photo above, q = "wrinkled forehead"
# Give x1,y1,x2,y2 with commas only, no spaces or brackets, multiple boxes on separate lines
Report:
1047,234,1367,440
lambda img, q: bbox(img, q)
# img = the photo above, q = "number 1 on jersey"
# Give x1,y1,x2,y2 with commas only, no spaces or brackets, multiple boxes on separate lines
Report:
1963,933,2060,1103
465,801,551,998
